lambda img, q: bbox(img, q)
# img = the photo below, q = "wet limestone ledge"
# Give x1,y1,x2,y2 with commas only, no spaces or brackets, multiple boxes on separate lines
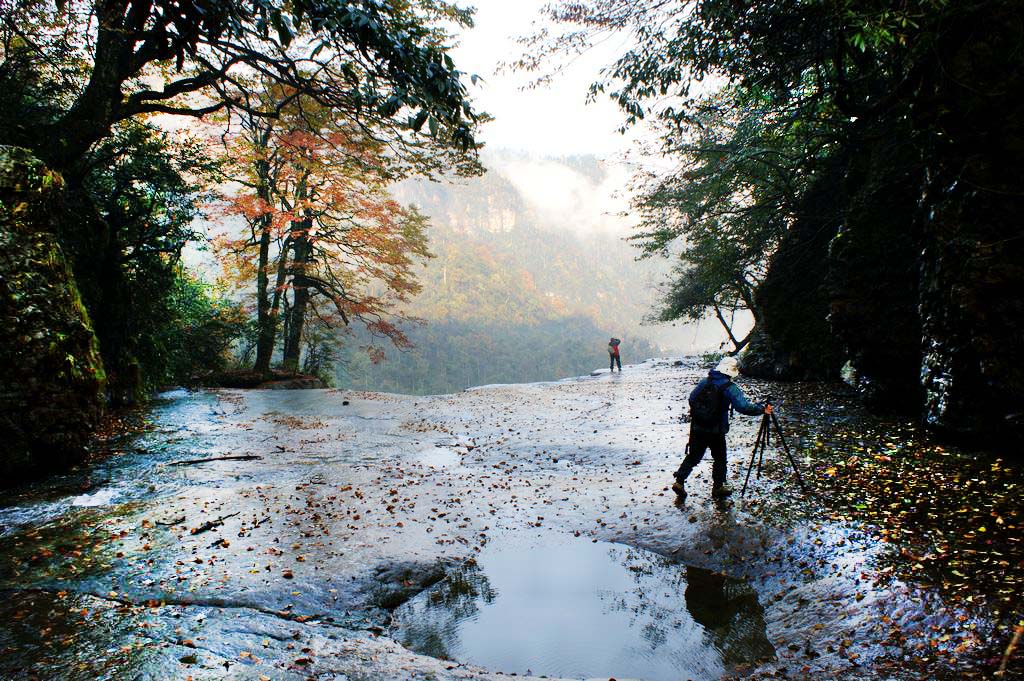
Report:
0,146,106,481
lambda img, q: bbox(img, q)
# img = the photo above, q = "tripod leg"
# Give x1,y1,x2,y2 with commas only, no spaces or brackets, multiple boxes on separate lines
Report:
771,412,809,494
757,417,768,478
741,416,767,496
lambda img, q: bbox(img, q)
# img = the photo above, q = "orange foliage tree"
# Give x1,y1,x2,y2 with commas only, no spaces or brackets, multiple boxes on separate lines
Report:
215,85,454,375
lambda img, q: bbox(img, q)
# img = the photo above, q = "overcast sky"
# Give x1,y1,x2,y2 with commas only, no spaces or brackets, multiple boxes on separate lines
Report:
450,1,637,158
439,1,645,241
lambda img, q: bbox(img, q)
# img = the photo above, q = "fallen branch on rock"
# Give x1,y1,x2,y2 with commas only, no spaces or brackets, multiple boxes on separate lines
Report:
190,512,240,535
167,455,262,466
237,516,271,537
997,624,1023,678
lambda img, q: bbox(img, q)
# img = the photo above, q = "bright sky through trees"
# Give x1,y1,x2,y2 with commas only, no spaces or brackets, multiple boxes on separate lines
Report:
450,0,637,157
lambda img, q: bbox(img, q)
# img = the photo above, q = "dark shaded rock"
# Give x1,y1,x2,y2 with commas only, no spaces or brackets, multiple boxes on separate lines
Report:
0,146,106,481
365,559,453,612
213,369,266,389
214,369,325,390
913,5,1024,444
746,1,1024,446
826,127,924,414
744,161,846,381
742,328,815,381
260,376,326,390
919,186,1024,443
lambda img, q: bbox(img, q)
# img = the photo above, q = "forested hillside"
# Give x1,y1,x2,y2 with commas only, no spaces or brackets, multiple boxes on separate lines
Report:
331,153,663,394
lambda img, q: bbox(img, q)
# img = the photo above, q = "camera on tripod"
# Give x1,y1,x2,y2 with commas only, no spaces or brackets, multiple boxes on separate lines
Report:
740,398,809,497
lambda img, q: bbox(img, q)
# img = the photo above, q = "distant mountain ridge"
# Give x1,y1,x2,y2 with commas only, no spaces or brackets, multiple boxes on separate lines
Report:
392,151,667,332
331,152,671,394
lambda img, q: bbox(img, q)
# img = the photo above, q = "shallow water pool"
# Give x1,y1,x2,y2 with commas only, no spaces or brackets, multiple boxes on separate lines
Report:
391,534,775,680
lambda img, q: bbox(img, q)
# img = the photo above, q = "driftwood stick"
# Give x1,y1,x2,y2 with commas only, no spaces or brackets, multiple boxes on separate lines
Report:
167,455,262,466
236,515,272,537
998,624,1023,678
190,512,241,535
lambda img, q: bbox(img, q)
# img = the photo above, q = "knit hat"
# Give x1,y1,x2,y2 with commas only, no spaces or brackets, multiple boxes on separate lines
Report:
715,356,740,378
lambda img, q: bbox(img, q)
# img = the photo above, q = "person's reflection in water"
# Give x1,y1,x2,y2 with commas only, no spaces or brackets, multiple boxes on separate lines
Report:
684,565,776,668
704,492,767,560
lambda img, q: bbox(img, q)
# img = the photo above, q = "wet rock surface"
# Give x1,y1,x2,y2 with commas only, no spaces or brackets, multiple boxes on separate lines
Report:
0,359,1014,679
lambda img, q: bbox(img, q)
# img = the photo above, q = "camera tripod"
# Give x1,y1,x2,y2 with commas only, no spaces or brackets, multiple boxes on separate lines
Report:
740,408,809,496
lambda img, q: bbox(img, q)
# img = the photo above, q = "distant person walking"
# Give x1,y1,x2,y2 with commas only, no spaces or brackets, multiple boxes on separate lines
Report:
608,338,622,372
672,356,768,499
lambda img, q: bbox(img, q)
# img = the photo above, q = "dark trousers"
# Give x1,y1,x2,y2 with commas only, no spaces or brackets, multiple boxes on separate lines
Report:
610,354,621,371
675,430,728,486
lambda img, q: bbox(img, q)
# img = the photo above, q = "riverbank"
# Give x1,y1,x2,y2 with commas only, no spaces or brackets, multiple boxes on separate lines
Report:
0,357,1016,679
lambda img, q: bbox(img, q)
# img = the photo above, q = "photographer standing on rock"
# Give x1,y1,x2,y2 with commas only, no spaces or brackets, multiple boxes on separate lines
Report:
672,356,768,499
608,337,622,373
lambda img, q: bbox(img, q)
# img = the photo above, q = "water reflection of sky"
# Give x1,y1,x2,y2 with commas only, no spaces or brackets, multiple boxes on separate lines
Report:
392,534,775,681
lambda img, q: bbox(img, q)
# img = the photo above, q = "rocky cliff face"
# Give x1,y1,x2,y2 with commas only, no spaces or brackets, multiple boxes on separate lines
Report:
919,184,1024,444
913,5,1024,445
826,127,925,415
743,161,846,381
748,4,1024,447
0,146,106,480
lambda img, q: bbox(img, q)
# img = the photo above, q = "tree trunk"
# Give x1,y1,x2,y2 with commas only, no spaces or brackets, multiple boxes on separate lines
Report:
713,304,749,354
27,0,132,173
252,215,275,375
270,237,290,337
249,122,279,375
281,167,312,372
282,210,312,372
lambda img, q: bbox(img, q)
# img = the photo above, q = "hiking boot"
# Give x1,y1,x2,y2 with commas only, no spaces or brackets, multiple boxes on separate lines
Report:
671,480,687,497
711,484,733,498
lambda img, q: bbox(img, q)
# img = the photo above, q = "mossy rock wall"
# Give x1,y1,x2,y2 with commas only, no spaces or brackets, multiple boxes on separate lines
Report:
0,145,106,480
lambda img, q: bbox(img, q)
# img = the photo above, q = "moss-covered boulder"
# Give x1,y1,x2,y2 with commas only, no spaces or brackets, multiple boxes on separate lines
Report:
0,146,106,481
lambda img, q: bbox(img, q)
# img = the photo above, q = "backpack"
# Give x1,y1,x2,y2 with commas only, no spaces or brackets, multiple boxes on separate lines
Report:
689,378,728,428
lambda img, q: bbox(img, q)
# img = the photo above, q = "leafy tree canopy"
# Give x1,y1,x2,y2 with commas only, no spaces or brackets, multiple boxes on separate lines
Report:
519,0,962,345
81,119,243,389
0,0,483,172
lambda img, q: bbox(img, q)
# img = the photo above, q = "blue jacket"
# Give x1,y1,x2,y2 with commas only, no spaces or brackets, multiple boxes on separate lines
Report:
689,370,764,434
